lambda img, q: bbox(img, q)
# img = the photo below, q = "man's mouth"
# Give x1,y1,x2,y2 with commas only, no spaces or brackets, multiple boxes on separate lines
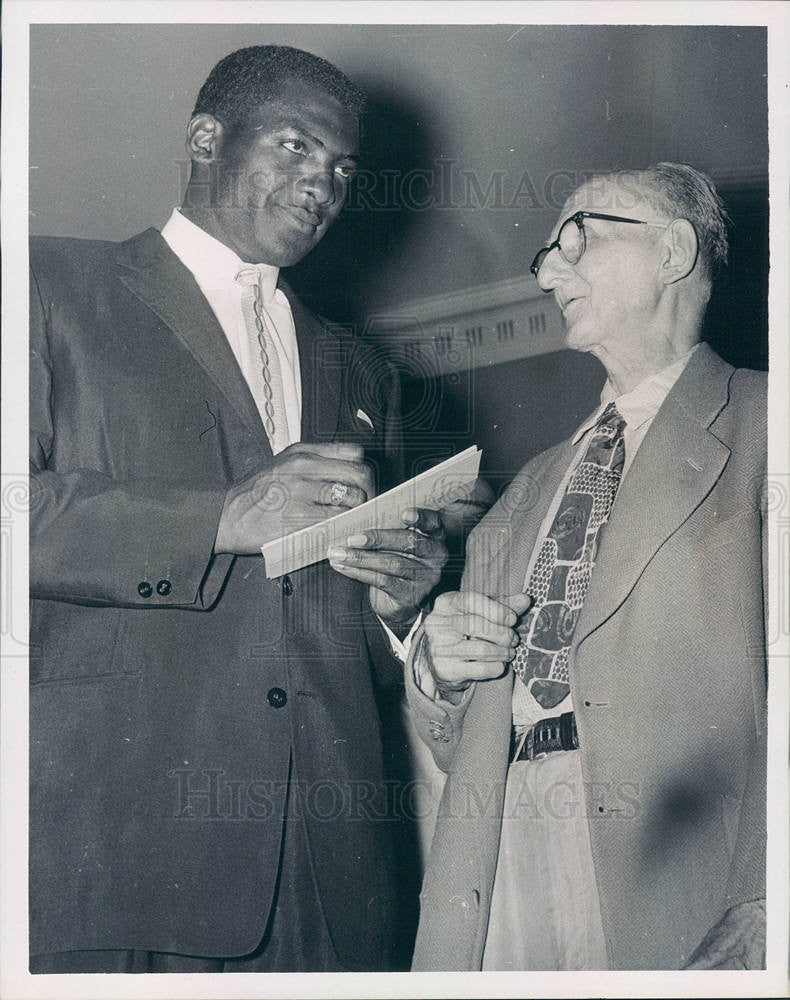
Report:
285,206,322,231
559,295,582,314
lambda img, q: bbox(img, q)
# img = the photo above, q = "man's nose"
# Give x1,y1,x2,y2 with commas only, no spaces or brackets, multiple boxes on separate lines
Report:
536,245,571,293
300,164,337,207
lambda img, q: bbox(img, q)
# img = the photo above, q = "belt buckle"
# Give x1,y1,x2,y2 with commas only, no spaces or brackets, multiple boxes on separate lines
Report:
512,712,577,764
513,726,543,763
525,726,538,761
531,723,548,761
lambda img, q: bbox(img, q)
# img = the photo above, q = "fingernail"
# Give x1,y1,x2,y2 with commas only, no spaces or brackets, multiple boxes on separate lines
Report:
327,547,346,561
346,534,367,546
401,510,418,523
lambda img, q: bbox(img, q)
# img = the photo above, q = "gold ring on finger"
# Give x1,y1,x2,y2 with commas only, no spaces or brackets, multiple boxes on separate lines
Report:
329,482,349,505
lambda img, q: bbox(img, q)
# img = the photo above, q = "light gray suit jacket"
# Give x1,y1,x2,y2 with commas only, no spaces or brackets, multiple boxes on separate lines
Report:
408,344,767,970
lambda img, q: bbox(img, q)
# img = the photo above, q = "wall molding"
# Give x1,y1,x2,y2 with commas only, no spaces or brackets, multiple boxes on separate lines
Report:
367,276,565,376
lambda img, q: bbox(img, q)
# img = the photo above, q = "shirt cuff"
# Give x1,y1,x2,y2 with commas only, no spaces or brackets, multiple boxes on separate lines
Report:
410,630,437,699
377,611,423,663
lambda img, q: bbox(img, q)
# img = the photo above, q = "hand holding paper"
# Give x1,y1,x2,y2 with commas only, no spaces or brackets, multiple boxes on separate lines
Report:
329,506,448,628
260,446,482,576
260,446,481,630
215,441,373,556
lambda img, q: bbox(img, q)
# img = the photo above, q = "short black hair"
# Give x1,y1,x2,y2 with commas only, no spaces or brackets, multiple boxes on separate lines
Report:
192,45,366,133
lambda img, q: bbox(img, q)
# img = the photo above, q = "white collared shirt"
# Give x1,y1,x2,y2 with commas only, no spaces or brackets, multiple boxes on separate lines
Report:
511,343,701,728
572,343,701,480
161,208,301,443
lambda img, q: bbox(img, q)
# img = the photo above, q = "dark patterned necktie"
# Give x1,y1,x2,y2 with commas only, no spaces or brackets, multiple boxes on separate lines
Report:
512,402,626,709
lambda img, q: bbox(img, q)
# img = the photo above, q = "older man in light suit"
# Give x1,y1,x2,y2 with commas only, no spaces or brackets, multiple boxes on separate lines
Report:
30,45,449,973
407,163,766,970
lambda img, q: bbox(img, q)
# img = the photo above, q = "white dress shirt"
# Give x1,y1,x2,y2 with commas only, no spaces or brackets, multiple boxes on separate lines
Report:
161,208,301,444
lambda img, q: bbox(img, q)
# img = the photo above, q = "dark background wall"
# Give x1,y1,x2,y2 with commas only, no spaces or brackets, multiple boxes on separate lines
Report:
30,23,768,485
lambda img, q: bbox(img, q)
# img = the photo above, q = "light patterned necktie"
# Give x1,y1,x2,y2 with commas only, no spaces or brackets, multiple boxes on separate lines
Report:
512,402,627,709
236,266,290,454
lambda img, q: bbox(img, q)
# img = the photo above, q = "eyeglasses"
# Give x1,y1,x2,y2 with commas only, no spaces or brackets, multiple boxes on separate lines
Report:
530,211,670,281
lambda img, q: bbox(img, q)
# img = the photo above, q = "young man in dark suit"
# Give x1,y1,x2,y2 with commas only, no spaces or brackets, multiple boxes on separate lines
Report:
29,45,447,973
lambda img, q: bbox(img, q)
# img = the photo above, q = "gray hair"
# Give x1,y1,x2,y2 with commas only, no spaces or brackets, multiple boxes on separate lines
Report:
592,162,730,284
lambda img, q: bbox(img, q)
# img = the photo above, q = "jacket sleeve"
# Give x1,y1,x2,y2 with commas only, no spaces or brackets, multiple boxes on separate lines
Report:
403,628,476,772
29,261,234,609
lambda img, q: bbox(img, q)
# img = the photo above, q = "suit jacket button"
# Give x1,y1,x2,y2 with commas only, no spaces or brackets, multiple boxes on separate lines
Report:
137,581,153,598
267,687,287,708
156,579,172,596
283,575,294,596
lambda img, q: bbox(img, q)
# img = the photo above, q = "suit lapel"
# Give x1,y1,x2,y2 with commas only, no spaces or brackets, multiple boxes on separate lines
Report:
114,229,271,453
574,344,733,647
463,441,578,603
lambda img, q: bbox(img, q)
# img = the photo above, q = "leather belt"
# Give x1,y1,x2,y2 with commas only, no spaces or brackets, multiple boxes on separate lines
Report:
511,711,579,763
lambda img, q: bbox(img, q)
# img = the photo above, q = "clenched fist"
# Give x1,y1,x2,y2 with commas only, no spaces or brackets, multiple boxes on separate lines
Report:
423,590,533,697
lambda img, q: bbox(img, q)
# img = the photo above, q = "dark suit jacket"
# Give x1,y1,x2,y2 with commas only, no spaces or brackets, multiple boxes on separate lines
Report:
408,344,767,969
29,228,404,968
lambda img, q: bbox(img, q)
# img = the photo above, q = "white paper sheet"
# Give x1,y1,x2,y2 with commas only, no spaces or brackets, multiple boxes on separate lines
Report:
261,446,482,578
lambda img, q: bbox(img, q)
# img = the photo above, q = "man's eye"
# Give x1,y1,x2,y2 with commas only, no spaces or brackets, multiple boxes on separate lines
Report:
334,163,356,180
282,138,307,155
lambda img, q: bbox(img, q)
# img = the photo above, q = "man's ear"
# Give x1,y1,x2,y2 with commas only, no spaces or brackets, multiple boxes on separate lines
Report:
186,113,224,164
659,218,699,285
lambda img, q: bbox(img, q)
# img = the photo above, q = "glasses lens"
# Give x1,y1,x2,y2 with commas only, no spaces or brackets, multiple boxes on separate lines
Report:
558,215,583,264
